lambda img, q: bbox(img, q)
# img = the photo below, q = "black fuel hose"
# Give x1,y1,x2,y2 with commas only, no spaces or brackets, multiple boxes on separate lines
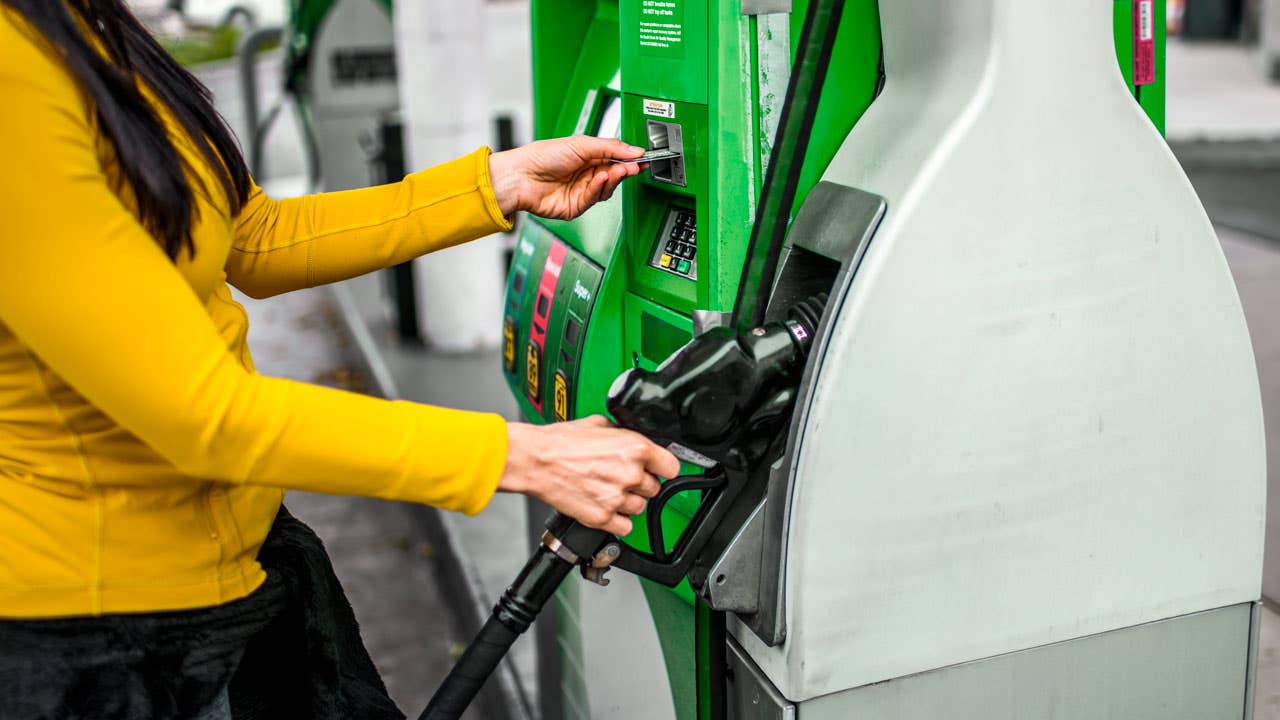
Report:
418,545,575,720
732,0,848,334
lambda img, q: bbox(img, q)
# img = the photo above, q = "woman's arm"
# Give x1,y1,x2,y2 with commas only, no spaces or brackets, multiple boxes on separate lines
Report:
227,139,645,299
228,148,511,299
0,45,676,530
0,29,504,514
0,15,674,534
0,66,503,511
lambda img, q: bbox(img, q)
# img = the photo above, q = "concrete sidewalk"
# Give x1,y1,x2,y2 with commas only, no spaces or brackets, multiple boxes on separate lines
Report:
1168,38,1280,141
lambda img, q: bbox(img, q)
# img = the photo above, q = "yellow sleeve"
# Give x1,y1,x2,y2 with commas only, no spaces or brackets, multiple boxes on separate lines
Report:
0,17,506,515
228,148,515,298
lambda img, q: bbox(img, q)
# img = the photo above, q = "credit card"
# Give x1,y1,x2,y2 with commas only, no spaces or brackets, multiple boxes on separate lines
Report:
610,149,682,164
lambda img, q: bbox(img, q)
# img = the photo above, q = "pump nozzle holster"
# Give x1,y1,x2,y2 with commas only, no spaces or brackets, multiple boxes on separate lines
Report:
549,297,825,590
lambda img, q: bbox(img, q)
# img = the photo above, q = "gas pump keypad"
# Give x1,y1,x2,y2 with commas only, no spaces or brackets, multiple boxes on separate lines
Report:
650,207,697,280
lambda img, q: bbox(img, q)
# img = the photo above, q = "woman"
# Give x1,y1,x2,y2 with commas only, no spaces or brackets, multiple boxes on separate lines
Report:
0,1,678,717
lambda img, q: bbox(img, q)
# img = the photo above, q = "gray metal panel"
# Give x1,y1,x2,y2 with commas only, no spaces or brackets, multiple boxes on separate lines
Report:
705,502,765,613
739,1,1264,701
1215,231,1280,608
725,181,885,642
743,0,792,15
570,572,678,720
1246,601,1261,720
727,636,796,720
798,604,1255,720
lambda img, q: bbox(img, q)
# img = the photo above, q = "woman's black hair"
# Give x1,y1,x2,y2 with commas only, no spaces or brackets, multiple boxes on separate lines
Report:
2,0,251,260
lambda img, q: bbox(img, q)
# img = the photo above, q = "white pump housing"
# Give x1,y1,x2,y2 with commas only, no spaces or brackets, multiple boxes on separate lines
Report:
733,0,1265,710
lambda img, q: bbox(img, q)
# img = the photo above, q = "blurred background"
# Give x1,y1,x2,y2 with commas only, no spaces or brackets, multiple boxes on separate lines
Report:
121,0,1280,717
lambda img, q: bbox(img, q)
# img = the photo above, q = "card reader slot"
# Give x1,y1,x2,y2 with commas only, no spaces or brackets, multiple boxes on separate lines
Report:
646,120,686,187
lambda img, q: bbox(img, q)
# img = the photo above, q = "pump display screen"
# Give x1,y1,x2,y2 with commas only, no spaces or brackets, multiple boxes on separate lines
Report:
649,207,697,280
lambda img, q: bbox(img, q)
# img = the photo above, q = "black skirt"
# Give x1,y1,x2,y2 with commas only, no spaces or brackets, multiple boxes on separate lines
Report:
0,507,405,720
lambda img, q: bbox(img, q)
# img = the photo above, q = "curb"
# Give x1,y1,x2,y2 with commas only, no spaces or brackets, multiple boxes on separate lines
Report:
1170,138,1280,170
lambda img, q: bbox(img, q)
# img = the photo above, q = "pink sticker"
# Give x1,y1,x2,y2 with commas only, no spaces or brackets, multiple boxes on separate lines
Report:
1133,0,1156,86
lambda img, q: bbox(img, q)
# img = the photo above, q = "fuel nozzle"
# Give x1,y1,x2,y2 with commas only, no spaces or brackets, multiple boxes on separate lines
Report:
421,294,829,720
607,293,828,467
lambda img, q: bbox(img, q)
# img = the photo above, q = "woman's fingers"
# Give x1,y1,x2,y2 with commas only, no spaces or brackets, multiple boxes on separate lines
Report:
572,136,645,161
618,493,649,517
605,514,634,537
644,443,681,480
499,416,679,538
514,136,658,220
633,472,662,499
573,499,635,536
599,163,636,202
584,169,609,207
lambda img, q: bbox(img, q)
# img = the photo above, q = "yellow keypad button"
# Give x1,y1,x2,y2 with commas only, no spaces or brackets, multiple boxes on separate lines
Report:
660,254,673,268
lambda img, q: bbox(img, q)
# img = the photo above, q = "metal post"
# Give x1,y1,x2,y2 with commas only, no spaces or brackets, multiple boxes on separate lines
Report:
393,0,506,351
1263,0,1280,80
236,26,284,177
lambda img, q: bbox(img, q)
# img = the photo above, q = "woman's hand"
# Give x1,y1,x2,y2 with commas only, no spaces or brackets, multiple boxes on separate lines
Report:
488,137,647,221
498,415,681,537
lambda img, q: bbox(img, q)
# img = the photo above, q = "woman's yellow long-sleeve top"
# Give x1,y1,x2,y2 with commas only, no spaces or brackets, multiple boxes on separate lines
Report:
0,11,513,618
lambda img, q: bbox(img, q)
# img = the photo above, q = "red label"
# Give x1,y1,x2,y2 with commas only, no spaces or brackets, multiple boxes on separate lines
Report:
1133,0,1155,86
526,241,567,411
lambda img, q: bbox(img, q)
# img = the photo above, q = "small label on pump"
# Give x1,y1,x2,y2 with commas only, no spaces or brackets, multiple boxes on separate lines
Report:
553,371,569,422
643,99,676,119
1133,0,1155,86
526,344,541,403
503,318,516,373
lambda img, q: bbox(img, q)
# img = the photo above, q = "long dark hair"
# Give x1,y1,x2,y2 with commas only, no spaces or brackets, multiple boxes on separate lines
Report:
2,0,251,260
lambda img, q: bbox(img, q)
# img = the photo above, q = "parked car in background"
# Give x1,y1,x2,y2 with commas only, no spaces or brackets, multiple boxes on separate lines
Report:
145,0,287,28
1168,0,1186,34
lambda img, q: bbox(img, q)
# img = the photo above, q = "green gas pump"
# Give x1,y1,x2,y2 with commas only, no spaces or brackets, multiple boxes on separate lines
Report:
506,0,882,434
501,2,1182,719
503,2,882,717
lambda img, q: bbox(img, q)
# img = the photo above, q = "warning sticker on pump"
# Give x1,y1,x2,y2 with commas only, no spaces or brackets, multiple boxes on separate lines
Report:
643,99,676,119
637,1,685,59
